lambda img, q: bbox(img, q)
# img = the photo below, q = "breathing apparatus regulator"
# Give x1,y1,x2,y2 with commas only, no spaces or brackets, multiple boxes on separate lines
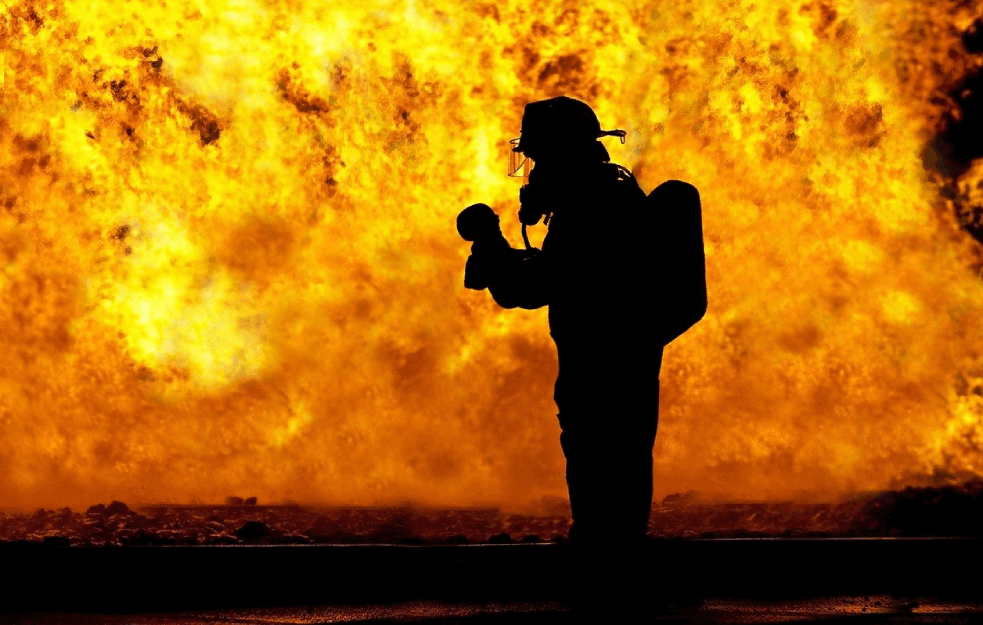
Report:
507,97,626,250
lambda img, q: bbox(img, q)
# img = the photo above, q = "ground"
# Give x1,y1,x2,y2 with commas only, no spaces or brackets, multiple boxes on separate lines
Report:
5,597,983,624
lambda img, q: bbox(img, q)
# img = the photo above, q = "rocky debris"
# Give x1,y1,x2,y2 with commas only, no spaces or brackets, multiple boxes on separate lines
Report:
4,482,983,546
104,501,130,516
662,492,698,507
274,534,310,544
42,535,70,547
399,536,426,545
487,532,512,544
235,520,271,541
122,529,157,546
444,534,469,544
204,533,237,545
306,516,338,539
854,480,983,536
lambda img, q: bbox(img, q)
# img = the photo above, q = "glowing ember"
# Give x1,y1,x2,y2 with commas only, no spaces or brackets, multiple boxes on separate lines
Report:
2,0,983,509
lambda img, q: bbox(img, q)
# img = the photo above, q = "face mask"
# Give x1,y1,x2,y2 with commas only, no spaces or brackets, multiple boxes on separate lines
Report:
508,137,533,180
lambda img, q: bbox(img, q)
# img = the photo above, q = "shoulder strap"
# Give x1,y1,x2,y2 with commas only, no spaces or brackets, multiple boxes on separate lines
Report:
613,163,634,181
609,163,647,204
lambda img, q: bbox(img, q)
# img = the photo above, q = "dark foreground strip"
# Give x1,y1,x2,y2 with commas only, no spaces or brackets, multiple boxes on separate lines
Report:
3,538,982,612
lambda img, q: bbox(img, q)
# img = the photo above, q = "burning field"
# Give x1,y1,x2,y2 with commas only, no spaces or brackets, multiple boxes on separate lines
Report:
5,0,983,514
3,478,983,546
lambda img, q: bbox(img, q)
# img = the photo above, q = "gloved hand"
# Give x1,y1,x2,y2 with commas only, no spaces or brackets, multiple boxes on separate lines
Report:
518,186,546,226
463,255,490,290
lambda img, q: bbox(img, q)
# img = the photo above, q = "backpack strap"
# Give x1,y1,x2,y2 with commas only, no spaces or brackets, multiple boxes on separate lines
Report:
609,163,647,204
613,163,634,181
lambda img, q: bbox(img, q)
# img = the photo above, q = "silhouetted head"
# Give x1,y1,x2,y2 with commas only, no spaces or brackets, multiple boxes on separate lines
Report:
512,96,625,165
457,203,501,242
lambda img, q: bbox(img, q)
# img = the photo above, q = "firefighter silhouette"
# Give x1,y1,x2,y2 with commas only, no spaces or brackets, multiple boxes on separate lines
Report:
459,96,707,547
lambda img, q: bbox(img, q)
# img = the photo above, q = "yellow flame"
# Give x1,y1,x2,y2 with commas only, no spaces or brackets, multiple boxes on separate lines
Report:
2,0,983,508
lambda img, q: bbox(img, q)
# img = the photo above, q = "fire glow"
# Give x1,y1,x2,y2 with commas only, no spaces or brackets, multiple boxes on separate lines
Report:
3,0,983,509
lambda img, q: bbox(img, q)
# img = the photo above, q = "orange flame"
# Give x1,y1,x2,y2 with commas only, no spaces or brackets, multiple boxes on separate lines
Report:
3,0,983,509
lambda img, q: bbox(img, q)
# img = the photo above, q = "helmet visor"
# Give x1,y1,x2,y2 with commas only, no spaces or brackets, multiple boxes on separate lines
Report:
508,138,532,178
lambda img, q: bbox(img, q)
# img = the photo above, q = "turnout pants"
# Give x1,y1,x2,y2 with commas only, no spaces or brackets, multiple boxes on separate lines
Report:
554,359,660,545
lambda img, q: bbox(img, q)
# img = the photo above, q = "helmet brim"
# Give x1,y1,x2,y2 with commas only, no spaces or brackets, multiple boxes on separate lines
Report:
512,129,625,153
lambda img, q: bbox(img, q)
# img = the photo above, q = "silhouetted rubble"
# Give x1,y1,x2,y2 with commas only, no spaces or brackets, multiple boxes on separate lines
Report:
43,535,70,547
2,482,983,545
852,480,983,537
235,520,271,541
104,501,130,516
123,529,157,546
